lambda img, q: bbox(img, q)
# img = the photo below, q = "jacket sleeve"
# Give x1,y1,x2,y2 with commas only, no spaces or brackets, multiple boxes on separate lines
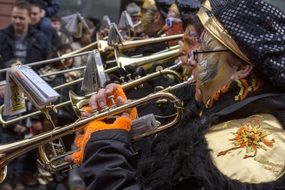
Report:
80,129,143,190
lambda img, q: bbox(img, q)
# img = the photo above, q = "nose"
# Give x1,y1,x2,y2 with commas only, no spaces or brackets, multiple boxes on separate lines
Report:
14,17,21,24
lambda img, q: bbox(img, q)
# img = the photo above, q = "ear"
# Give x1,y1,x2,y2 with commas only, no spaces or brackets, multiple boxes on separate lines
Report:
231,64,253,80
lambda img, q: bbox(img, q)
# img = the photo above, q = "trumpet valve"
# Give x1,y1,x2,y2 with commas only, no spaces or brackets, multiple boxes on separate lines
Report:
126,73,133,81
108,95,116,108
120,76,126,84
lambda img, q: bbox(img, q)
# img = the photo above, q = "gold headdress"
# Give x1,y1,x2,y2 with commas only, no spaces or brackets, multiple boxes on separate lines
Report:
143,0,157,11
197,0,251,64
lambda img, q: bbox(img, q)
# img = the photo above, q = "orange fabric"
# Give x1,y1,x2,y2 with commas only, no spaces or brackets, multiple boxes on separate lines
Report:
72,85,137,165
206,84,230,108
240,79,249,100
82,106,93,113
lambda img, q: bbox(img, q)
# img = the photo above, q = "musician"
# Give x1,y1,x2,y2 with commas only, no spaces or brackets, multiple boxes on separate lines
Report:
141,0,168,37
164,3,184,46
126,2,143,37
175,0,201,80
66,0,285,189
111,0,182,106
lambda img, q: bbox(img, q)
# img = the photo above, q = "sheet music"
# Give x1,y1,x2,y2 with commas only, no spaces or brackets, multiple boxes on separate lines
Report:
6,66,60,110
19,66,59,101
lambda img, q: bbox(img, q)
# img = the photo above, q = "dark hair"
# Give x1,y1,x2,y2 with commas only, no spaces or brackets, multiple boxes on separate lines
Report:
13,0,32,14
27,0,45,9
87,17,101,30
51,15,61,22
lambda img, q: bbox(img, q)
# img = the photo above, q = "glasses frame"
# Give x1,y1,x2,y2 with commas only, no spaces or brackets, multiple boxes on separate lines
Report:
193,49,230,62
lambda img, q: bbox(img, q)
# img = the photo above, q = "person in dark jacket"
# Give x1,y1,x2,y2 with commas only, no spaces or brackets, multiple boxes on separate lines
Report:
29,0,55,51
0,1,50,81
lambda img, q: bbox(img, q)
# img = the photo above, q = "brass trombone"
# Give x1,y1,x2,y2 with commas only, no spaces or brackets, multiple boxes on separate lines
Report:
0,75,195,183
112,34,183,51
115,45,180,70
0,34,182,75
0,43,180,95
0,61,183,126
41,44,181,79
0,50,94,74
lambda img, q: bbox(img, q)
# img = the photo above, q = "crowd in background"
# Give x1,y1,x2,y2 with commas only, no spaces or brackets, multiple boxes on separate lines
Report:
0,0,104,190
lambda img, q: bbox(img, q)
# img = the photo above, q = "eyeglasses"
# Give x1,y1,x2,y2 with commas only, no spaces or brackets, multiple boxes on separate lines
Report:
165,17,182,28
193,49,230,62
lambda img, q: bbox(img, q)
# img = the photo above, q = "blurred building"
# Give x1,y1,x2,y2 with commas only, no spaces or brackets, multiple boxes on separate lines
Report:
0,0,15,29
59,0,122,23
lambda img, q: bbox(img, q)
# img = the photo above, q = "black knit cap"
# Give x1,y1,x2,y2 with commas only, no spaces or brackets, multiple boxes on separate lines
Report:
154,0,174,19
175,0,201,23
209,0,285,89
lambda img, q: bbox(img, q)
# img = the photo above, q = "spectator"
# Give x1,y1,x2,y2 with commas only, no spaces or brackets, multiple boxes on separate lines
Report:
29,0,55,51
71,29,92,67
0,1,50,80
86,17,100,42
51,15,73,48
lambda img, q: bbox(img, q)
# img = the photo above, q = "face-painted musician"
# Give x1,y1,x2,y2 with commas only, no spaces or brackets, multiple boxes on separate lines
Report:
68,0,285,189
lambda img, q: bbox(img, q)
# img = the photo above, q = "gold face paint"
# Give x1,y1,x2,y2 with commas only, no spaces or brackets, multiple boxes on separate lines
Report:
193,31,238,103
195,60,217,86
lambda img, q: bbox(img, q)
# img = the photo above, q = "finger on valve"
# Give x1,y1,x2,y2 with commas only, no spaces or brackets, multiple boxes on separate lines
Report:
81,84,125,116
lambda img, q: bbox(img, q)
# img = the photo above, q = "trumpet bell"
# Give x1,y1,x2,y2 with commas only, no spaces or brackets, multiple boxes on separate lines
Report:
115,45,181,70
69,90,90,117
0,166,7,183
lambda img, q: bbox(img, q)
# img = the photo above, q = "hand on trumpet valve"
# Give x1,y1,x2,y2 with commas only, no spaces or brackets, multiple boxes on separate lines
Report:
88,84,133,116
67,84,137,165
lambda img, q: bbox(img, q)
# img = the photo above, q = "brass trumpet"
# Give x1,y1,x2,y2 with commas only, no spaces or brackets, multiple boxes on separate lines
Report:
0,75,195,183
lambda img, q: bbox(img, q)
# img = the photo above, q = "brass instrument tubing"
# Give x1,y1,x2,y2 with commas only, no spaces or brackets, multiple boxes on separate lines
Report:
0,51,94,74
